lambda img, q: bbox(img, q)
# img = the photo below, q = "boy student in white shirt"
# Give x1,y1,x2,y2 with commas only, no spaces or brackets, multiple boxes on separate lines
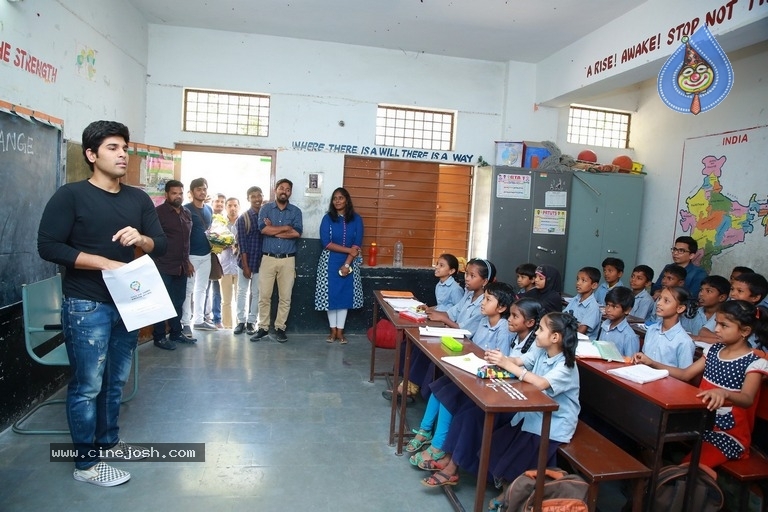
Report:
563,266,602,338
596,286,640,357
628,264,655,320
594,257,625,305
683,275,730,343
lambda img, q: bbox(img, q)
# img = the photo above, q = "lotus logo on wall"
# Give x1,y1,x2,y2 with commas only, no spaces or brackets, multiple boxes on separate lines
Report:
657,25,733,115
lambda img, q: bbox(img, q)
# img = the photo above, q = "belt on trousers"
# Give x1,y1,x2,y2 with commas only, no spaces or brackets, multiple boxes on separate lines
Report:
264,252,296,258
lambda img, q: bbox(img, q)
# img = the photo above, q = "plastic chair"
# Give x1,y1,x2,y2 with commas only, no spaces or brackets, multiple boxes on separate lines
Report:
13,274,139,435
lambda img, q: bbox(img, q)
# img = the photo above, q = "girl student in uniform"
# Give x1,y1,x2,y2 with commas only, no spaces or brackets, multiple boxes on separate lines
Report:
421,311,580,491
641,286,696,368
383,258,496,402
408,297,545,473
405,282,515,463
523,264,564,314
634,300,768,468
424,253,464,313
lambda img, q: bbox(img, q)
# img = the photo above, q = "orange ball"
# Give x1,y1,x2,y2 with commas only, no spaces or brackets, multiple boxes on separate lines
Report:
577,149,598,163
612,155,633,170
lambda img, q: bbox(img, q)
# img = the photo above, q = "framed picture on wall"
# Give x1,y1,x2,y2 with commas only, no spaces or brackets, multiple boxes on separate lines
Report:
495,141,524,167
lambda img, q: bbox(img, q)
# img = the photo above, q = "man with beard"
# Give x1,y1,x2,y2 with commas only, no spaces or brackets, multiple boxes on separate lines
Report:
151,179,195,349
251,178,303,343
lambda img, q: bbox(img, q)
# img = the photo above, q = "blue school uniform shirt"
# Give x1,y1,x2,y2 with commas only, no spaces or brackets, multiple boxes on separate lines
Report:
564,294,602,338
594,280,625,305
642,321,695,368
509,331,540,358
471,318,512,351
446,289,484,337
434,278,464,312
511,350,580,443
597,318,639,357
681,308,715,335
629,289,654,321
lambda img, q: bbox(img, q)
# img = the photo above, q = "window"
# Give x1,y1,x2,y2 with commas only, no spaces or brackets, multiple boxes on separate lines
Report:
375,105,455,151
567,105,630,149
344,156,471,268
183,88,270,137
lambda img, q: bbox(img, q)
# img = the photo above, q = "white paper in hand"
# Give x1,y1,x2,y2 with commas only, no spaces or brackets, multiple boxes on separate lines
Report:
102,255,176,331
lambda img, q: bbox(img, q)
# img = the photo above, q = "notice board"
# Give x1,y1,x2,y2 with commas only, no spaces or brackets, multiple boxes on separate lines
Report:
0,104,62,307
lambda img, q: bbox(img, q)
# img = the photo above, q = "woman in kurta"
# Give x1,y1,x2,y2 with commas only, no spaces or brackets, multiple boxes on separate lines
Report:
314,187,364,344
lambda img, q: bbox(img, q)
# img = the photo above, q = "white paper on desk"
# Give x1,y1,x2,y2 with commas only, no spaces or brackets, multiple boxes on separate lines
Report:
102,255,176,332
383,298,425,311
419,326,472,338
441,353,487,375
607,364,669,384
577,332,590,341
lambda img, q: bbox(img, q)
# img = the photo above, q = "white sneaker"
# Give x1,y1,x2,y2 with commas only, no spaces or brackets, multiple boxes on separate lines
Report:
110,439,148,461
73,462,131,487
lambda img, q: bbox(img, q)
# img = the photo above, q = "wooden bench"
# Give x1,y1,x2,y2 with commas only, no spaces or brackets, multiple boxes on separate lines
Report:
717,377,768,511
558,420,652,512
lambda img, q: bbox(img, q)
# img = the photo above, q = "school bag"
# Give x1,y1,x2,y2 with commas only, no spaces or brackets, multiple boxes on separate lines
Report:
501,468,589,512
652,463,724,512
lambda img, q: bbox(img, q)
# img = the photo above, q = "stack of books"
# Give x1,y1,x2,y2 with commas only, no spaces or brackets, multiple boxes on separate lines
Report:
399,309,428,322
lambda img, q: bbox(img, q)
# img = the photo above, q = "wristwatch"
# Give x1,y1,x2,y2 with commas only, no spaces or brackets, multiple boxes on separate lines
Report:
344,263,350,268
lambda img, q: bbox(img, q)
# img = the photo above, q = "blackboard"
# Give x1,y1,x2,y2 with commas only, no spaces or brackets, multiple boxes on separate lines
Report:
0,110,61,307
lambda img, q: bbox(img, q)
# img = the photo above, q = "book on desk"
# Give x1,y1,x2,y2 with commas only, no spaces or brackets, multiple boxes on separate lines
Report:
576,339,627,363
607,364,669,384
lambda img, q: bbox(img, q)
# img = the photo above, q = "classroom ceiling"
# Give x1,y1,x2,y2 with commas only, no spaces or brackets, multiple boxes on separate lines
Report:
126,0,644,63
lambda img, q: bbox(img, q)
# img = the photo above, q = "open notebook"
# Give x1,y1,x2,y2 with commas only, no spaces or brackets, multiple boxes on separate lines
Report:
607,364,669,384
576,340,625,362
441,353,487,375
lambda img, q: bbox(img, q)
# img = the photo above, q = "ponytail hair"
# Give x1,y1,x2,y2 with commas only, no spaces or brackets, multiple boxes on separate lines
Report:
666,286,691,317
514,297,546,354
467,258,497,283
718,300,768,349
543,312,580,368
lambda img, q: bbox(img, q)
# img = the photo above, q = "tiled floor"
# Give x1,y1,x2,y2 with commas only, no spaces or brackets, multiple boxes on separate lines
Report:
0,330,626,511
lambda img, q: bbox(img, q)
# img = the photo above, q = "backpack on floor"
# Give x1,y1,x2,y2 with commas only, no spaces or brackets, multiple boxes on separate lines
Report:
653,464,724,512
502,468,589,512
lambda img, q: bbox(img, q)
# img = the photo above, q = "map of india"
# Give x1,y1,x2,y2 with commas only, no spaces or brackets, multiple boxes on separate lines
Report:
679,155,768,272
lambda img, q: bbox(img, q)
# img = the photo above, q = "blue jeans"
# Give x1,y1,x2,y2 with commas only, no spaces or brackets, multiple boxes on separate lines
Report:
205,279,222,324
154,273,187,340
62,298,137,469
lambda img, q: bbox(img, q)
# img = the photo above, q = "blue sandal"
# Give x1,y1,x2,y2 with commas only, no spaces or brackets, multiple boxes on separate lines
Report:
405,429,432,453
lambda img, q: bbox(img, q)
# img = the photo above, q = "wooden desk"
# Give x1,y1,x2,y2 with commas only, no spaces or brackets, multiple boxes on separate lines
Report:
577,359,714,512
403,328,559,512
370,290,443,450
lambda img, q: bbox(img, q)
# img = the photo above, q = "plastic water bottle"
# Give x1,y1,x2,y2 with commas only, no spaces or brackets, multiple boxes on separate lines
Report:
368,242,378,267
393,240,403,268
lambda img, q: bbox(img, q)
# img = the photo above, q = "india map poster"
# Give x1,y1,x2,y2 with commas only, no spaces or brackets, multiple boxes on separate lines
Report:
675,125,768,275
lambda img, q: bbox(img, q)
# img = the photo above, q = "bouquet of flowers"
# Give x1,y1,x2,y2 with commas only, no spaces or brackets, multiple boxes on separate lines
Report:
207,214,235,254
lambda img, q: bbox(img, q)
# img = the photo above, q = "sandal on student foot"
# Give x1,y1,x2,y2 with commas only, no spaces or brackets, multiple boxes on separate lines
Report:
405,428,433,453
326,328,337,343
409,446,445,468
418,457,448,471
421,470,458,487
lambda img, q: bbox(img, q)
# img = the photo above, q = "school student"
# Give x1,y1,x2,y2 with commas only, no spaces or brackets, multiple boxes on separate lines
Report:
729,272,768,348
596,286,640,357
646,265,687,324
594,257,625,305
524,264,564,314
635,286,696,368
634,300,768,468
425,253,464,313
628,264,655,320
683,275,730,342
409,298,546,475
515,262,537,296
563,266,602,337
406,282,515,464
382,258,496,402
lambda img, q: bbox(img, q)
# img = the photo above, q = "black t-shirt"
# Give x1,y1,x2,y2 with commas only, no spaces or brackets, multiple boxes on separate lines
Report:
37,180,167,303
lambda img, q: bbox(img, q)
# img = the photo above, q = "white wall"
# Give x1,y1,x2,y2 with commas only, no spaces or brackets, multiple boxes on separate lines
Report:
554,42,768,277
144,25,519,234
0,0,148,141
536,0,768,106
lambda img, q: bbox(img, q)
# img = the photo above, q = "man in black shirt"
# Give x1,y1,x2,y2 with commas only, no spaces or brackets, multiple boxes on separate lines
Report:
151,179,194,349
38,120,167,487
